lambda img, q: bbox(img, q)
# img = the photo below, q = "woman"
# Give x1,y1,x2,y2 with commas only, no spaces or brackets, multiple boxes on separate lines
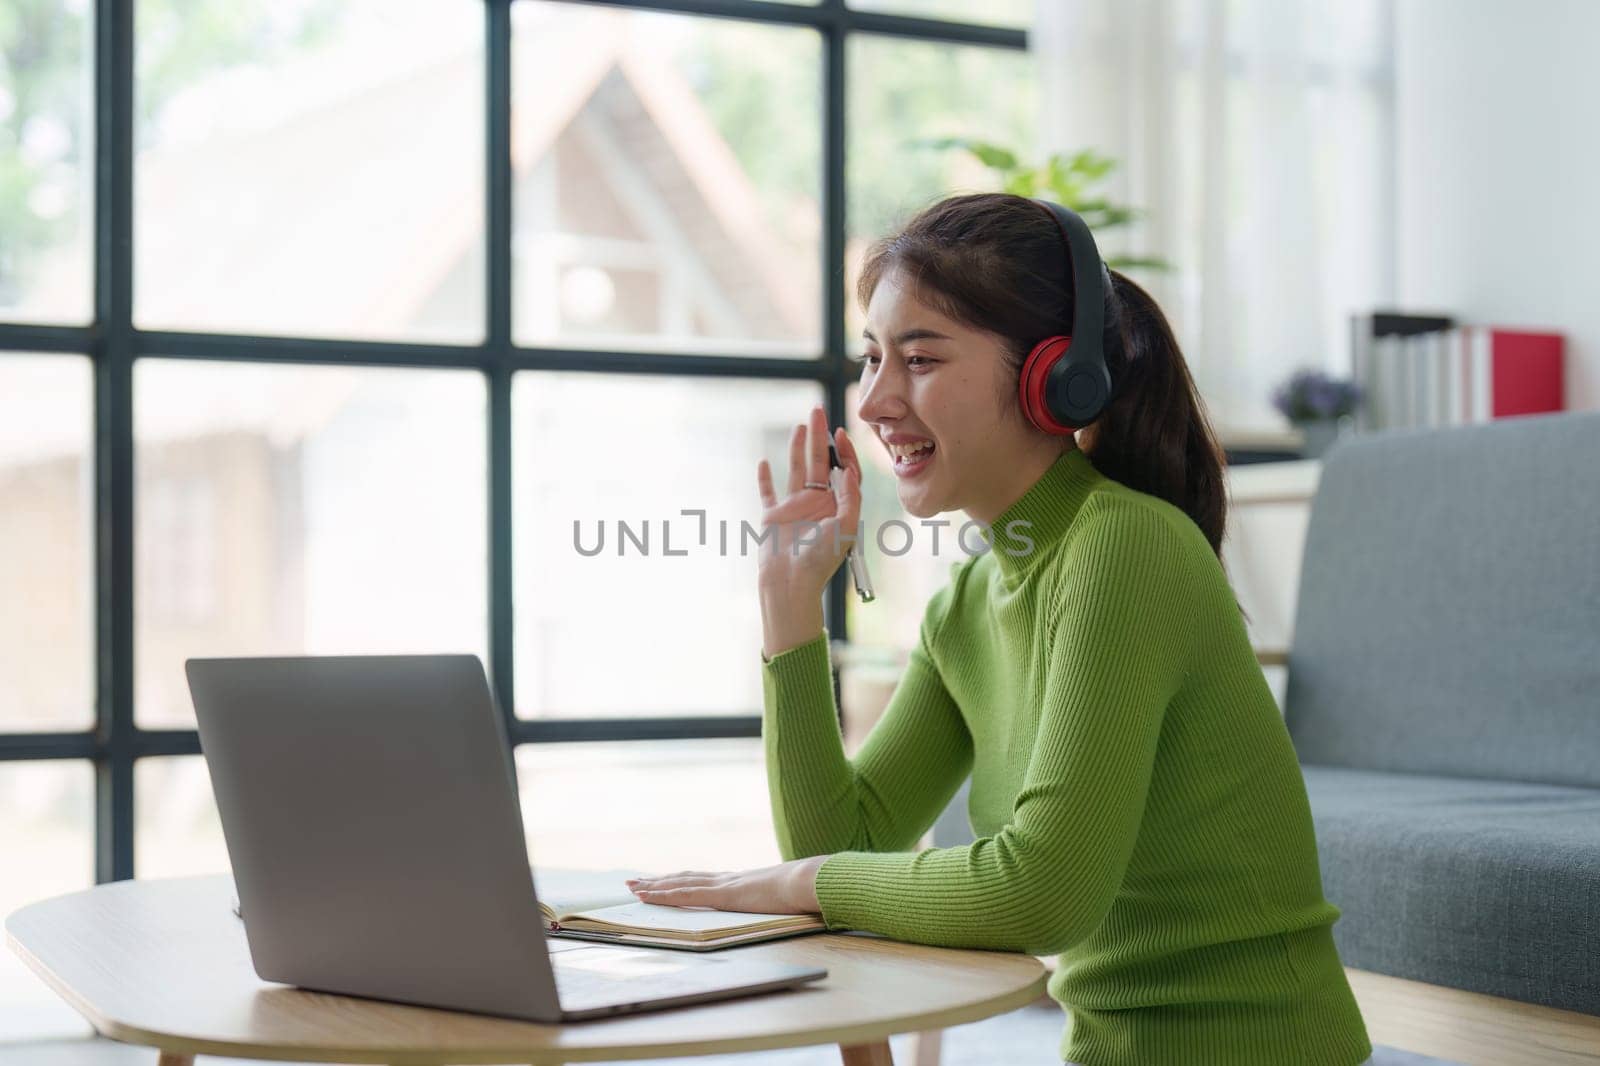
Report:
625,192,1373,1066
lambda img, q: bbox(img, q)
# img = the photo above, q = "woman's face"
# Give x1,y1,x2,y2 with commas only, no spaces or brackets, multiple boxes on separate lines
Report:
857,266,1072,525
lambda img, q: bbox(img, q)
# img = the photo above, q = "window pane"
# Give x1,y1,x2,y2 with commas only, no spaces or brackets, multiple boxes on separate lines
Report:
135,755,227,880
511,3,822,357
0,761,93,1042
512,372,820,718
133,0,484,342
848,0,1033,28
516,739,780,873
134,360,488,728
0,355,93,732
0,3,93,325
846,36,1037,348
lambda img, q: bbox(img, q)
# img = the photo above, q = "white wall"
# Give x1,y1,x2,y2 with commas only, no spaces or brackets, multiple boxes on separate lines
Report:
1394,0,1600,412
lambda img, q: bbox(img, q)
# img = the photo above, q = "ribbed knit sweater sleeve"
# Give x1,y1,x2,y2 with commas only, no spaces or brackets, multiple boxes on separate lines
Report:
759,576,973,860
805,506,1195,956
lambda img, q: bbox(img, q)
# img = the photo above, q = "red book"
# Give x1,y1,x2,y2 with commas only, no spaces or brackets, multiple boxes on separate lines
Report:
1462,327,1565,422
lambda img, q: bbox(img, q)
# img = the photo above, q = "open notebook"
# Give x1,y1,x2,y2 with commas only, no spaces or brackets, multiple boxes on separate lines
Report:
533,867,827,952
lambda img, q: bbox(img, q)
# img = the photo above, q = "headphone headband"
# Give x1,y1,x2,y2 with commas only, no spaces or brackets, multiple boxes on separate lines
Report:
1031,198,1110,364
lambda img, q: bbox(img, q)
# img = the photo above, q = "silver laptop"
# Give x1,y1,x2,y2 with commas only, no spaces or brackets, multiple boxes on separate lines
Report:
185,654,827,1022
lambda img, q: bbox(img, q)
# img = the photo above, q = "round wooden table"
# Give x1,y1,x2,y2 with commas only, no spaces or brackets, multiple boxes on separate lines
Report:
6,875,1048,1065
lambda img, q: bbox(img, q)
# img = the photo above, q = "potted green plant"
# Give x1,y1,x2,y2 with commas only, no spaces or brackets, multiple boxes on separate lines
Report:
914,138,1172,272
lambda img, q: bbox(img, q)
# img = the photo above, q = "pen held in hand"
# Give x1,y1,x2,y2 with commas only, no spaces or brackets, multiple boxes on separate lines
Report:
828,442,875,603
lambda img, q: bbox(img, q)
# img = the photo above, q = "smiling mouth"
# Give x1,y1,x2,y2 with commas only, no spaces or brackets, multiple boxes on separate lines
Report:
888,440,935,474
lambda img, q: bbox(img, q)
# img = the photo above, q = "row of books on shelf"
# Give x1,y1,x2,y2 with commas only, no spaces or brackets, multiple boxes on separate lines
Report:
1349,311,1565,433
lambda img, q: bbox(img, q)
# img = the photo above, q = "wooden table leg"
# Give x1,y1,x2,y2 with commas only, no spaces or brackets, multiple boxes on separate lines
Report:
840,1039,894,1065
910,1027,944,1066
157,1053,195,1066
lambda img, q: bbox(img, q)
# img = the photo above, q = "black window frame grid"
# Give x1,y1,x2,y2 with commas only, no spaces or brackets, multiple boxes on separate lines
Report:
0,0,1030,882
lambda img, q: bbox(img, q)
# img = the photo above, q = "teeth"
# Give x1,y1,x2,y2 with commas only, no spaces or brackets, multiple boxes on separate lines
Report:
888,440,934,460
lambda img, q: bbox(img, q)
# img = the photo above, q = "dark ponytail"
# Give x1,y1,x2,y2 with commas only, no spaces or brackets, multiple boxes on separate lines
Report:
855,191,1232,560
1082,269,1230,559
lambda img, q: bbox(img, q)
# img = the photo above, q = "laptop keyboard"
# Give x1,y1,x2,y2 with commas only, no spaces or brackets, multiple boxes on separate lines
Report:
552,961,626,1001
551,945,704,1003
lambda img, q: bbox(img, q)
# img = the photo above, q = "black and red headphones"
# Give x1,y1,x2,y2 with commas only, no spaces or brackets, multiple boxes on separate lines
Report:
1017,199,1115,434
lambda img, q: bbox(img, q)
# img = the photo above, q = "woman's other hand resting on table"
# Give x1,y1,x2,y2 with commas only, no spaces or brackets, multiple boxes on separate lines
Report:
626,856,829,915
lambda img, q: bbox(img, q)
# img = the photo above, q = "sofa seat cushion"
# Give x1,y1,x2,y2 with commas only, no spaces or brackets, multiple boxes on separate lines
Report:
1301,764,1600,1016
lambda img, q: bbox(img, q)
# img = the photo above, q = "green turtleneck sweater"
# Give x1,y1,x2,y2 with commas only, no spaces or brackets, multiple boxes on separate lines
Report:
759,447,1371,1066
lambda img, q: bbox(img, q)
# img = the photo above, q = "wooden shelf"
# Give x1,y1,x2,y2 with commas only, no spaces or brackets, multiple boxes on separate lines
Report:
1225,457,1322,506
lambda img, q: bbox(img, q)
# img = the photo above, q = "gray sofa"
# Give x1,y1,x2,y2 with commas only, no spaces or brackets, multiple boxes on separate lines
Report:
1285,409,1599,1016
932,409,1600,1016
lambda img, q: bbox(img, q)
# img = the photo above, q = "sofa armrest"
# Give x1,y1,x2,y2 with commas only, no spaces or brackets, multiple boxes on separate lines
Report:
1253,647,1289,668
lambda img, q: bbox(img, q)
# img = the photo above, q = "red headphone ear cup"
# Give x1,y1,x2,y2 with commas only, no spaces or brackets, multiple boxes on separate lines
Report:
1019,335,1079,434
1019,335,1065,425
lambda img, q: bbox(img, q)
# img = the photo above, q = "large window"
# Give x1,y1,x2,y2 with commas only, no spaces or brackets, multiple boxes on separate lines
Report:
0,0,1032,1040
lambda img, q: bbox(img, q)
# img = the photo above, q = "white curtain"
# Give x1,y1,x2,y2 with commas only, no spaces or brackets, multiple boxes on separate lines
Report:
1034,0,1395,434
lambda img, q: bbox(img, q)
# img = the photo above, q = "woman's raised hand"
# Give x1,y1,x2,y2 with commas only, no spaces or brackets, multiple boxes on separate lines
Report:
755,403,864,598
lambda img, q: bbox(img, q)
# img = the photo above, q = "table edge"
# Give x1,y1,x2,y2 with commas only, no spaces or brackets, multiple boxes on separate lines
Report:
9,903,1051,1064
